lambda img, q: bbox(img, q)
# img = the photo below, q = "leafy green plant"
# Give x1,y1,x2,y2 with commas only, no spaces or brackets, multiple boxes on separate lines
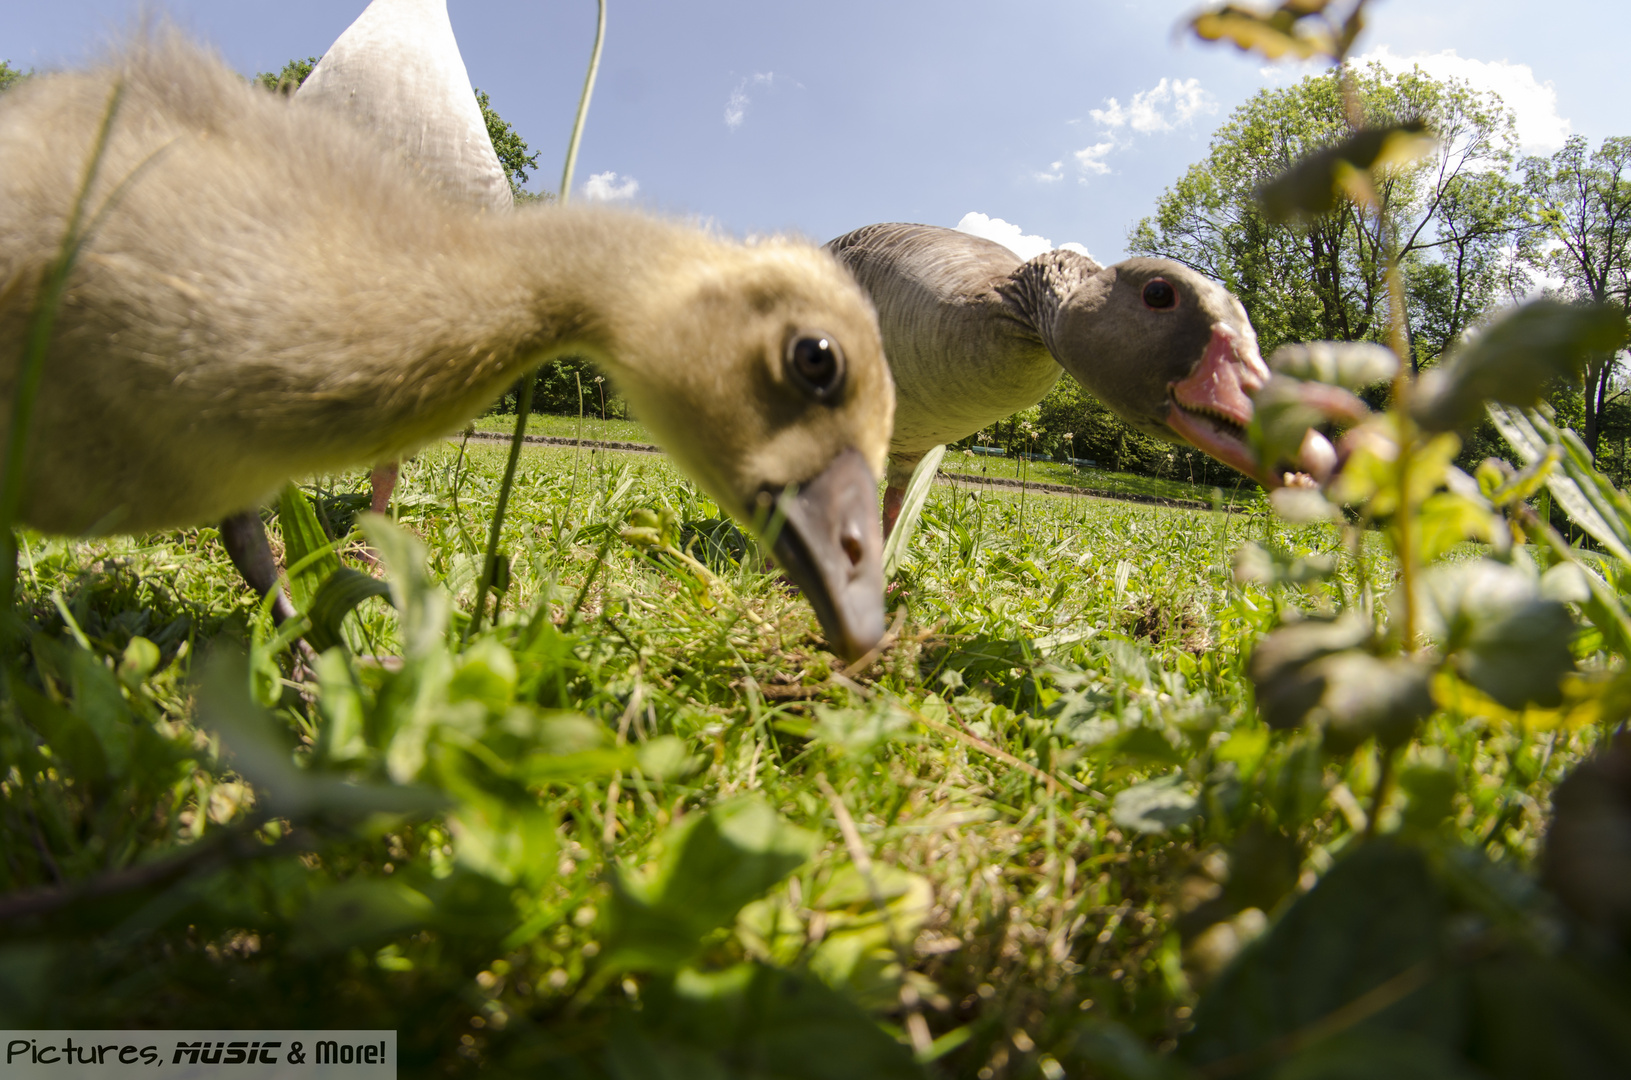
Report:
7,3,1631,1077
1152,3,1631,1075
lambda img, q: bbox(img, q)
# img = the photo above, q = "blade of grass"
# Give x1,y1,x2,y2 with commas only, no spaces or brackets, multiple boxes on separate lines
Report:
468,0,607,641
883,445,946,578
1,84,124,680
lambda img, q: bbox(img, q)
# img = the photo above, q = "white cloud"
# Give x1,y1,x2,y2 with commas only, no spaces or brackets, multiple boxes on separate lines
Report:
955,212,1096,264
583,171,639,201
1074,141,1116,176
1357,47,1570,154
1034,160,1064,183
1090,77,1217,134
724,72,776,131
1067,77,1217,181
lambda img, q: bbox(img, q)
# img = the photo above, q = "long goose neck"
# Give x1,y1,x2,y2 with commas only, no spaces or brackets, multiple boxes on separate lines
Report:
316,206,670,452
996,249,1102,359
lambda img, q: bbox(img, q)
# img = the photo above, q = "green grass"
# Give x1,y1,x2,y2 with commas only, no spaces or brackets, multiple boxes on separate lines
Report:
937,447,1261,507
469,410,652,444
1,439,1597,1076
470,412,1260,509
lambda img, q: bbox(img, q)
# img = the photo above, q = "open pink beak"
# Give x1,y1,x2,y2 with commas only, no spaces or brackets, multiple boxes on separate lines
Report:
1165,323,1280,487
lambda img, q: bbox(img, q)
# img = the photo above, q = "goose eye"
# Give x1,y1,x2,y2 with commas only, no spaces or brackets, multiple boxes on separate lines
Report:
1142,279,1177,310
786,333,846,401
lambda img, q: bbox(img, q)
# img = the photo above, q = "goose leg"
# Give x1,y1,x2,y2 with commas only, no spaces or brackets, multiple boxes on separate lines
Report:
881,452,921,537
882,485,906,537
219,509,300,625
369,460,400,515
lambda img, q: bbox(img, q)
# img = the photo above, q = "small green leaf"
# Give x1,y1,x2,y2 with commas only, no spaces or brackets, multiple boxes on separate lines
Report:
605,963,922,1080
1259,122,1435,221
511,712,637,783
1475,449,1557,508
1415,302,1628,433
605,796,819,972
293,879,435,956
1180,842,1457,1070
1308,651,1435,753
1112,773,1201,835
1248,618,1432,749
277,484,342,613
1416,491,1502,563
439,746,557,888
1397,751,1458,835
1191,5,1334,61
1414,559,1576,709
64,643,135,776
1248,374,1371,479
313,647,369,764
198,651,450,819
1248,616,1373,731
807,864,934,1007
361,513,450,658
117,635,160,687
448,638,518,713
636,735,704,780
1233,542,1336,587
1215,727,1271,776
1269,341,1399,389
305,567,392,653
11,679,108,784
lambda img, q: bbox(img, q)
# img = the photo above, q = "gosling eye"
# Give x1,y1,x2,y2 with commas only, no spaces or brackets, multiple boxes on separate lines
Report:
1142,278,1177,310
785,332,846,401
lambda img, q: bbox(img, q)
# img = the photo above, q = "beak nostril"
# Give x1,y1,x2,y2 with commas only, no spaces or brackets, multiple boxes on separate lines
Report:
840,530,864,568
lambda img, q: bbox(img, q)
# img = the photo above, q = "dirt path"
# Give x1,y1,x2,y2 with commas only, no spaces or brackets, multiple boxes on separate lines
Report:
454,431,1244,513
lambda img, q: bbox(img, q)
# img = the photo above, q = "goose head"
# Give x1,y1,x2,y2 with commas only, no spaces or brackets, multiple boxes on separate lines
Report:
599,238,895,660
1051,258,1275,485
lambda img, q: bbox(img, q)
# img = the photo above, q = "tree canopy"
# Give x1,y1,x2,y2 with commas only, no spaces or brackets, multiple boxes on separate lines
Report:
253,56,318,96
0,60,28,93
1519,136,1631,456
1128,62,1523,373
475,88,542,201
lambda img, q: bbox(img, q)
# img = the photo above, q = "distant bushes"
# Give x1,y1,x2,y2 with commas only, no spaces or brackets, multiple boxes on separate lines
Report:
957,379,1253,488
490,356,627,419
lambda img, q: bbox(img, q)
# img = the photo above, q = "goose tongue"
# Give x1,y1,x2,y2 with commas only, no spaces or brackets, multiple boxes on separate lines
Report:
1166,323,1280,487
768,448,886,661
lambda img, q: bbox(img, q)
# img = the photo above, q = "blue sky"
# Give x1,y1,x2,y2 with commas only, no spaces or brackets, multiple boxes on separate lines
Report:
7,1,1627,263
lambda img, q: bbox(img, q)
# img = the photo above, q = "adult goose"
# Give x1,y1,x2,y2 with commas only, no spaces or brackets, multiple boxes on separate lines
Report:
0,34,894,659
826,223,1272,530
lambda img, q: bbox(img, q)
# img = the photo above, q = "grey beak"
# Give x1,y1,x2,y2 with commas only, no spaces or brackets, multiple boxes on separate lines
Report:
767,448,886,662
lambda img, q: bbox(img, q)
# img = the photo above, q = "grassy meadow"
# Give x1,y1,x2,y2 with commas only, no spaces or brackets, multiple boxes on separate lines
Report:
470,411,1262,509
4,433,1601,1077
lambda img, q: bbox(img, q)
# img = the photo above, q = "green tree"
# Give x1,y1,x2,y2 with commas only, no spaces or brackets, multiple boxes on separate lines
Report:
1129,63,1523,370
1520,136,1631,458
0,60,26,93
475,88,543,201
1033,381,1238,484
253,56,318,95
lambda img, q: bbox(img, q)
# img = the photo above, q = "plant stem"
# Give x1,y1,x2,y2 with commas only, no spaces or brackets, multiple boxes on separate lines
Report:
465,380,532,641
1364,746,1395,840
559,0,606,204
468,0,606,641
